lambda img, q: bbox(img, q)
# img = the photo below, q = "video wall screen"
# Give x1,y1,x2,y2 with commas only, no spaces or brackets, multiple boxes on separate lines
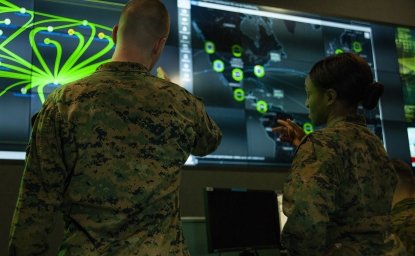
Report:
395,28,415,167
0,0,412,168
0,0,118,157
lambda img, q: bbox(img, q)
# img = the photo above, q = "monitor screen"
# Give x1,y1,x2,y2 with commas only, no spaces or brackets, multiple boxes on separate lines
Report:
185,0,387,167
407,127,415,167
277,193,287,233
397,27,415,123
204,187,281,253
0,0,180,159
0,0,412,168
398,27,415,167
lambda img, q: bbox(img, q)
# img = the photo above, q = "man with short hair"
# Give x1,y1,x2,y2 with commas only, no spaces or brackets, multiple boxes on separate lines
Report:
8,1,222,255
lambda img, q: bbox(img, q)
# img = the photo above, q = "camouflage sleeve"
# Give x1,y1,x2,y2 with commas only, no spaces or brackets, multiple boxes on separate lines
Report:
281,134,339,255
9,99,68,255
391,199,415,256
191,97,222,156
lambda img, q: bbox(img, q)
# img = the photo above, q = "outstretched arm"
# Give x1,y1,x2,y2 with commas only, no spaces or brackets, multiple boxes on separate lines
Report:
272,119,305,147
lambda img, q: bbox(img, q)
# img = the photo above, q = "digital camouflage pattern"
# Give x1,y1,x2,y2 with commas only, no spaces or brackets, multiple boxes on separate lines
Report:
392,198,415,255
9,62,222,255
281,114,404,256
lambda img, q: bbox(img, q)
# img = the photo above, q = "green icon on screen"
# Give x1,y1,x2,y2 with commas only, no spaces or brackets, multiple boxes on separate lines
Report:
232,68,244,82
352,41,363,53
335,49,344,54
233,88,245,102
213,59,225,72
256,100,268,113
232,44,242,57
303,122,314,134
205,41,215,54
254,65,265,78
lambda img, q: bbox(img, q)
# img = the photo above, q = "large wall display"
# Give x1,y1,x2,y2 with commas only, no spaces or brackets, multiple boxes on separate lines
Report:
0,0,411,168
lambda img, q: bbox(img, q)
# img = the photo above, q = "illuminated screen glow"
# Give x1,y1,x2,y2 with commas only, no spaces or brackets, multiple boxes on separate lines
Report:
0,0,412,168
397,28,415,123
181,0,384,166
407,128,415,167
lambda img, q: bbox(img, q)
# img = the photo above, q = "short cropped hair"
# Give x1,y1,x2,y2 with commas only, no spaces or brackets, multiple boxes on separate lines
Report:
118,0,169,46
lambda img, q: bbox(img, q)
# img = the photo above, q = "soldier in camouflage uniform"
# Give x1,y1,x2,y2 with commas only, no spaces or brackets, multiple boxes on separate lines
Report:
391,159,415,255
8,0,222,255
274,53,405,255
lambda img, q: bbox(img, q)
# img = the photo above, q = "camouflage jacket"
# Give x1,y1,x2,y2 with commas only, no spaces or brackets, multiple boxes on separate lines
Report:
392,198,415,255
9,62,222,255
281,114,398,256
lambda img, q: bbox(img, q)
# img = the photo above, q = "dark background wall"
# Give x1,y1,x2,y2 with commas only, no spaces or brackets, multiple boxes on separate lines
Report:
1,0,414,254
243,0,415,28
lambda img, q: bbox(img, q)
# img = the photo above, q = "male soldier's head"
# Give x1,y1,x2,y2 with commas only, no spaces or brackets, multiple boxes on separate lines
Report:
112,0,170,70
391,158,415,207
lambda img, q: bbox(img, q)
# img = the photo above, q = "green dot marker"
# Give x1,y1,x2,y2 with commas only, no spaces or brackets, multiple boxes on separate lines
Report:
254,65,265,78
232,68,244,82
232,44,242,57
205,41,215,54
44,38,51,44
256,100,268,113
213,59,225,72
352,41,362,53
303,122,314,134
233,88,245,102
335,49,344,55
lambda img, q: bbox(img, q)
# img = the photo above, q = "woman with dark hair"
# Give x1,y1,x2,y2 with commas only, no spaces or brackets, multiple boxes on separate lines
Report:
274,52,405,255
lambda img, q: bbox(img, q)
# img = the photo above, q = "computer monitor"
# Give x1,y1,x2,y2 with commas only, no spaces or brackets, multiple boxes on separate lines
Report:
204,187,282,254
277,193,288,234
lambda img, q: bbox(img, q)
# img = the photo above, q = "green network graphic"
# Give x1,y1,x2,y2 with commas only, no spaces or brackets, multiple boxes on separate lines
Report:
0,0,114,103
396,27,415,122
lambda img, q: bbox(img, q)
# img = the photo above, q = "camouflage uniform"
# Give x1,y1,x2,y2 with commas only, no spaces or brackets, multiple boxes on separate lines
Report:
281,114,401,256
8,62,222,255
392,198,415,255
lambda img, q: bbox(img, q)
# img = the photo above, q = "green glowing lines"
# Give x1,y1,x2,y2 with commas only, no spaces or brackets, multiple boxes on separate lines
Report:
0,0,114,103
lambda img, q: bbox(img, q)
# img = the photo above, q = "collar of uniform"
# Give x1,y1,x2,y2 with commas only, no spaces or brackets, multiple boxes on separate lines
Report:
293,114,367,156
392,197,415,212
96,61,149,74
326,113,367,128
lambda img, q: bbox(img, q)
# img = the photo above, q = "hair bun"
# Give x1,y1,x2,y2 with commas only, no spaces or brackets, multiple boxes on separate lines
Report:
362,82,384,110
